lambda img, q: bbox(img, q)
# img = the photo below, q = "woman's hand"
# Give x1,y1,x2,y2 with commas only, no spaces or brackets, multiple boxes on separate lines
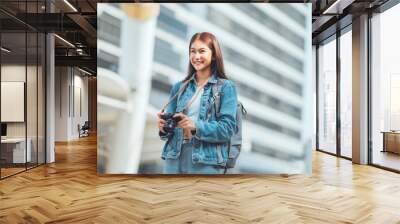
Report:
157,111,166,133
174,113,196,130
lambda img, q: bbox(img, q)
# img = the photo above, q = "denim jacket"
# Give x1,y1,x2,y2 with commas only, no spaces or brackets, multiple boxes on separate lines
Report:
160,74,238,166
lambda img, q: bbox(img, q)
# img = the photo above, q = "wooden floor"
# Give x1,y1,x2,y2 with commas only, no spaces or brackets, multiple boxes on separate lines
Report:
373,150,400,171
1,135,400,223
1,163,45,178
0,167,26,178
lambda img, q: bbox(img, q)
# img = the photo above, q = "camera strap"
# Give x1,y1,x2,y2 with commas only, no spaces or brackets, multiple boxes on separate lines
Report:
182,80,208,114
161,80,189,113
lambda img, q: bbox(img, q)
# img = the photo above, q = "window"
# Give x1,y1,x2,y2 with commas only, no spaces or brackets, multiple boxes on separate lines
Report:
153,38,182,72
371,4,400,171
222,46,302,96
246,114,301,139
232,4,305,49
157,5,187,39
98,50,119,73
339,29,352,158
317,37,337,154
149,76,172,110
234,80,301,119
98,12,121,47
274,3,306,25
208,7,304,73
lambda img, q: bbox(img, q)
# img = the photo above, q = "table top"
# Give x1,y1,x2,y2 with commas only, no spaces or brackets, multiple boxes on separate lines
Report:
381,131,400,134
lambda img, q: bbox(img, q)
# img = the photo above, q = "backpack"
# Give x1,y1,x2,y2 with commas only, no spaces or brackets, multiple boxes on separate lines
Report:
209,79,246,173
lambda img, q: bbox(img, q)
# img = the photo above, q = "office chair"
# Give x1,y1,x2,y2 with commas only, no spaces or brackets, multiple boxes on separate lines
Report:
79,121,90,138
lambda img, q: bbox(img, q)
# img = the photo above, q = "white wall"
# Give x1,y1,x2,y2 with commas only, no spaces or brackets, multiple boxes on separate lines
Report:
72,73,89,138
1,64,46,163
1,65,26,135
55,67,89,141
55,67,69,141
1,65,38,138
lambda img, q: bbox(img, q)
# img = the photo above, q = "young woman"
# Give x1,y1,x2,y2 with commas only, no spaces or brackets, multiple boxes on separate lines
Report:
157,32,238,174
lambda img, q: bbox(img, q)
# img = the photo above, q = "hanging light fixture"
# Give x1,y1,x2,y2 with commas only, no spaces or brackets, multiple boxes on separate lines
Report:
1,47,11,53
63,0,78,12
54,34,75,48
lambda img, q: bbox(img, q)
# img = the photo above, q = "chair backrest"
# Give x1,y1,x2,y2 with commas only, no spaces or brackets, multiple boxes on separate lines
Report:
82,121,90,129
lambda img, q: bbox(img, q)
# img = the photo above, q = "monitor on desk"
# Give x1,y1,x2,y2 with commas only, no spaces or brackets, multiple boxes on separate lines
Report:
1,123,7,138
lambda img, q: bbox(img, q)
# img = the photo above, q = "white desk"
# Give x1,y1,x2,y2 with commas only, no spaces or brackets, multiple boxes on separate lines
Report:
1,138,31,163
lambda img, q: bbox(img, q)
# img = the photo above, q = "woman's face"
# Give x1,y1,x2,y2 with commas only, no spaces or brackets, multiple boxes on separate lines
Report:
190,39,213,72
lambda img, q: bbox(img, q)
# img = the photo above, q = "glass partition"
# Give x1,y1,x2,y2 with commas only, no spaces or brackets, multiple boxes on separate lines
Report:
0,1,46,179
1,30,28,177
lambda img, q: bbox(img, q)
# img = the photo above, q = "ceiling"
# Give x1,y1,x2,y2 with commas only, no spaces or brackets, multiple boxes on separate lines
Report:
1,0,397,74
311,0,391,44
0,0,99,74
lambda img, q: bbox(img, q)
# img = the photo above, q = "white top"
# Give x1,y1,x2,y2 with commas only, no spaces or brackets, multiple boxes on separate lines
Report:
187,87,204,122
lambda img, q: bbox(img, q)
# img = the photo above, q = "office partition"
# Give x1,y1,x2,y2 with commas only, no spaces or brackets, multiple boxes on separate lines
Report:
0,1,47,179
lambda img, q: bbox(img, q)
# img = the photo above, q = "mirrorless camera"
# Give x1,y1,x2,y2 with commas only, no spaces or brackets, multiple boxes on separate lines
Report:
160,113,182,134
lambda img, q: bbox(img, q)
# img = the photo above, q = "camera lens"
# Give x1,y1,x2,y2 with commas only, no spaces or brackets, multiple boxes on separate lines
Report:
163,119,176,133
160,113,179,134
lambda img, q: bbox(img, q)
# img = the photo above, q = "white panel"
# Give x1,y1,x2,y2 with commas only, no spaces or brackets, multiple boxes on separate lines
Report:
1,82,25,122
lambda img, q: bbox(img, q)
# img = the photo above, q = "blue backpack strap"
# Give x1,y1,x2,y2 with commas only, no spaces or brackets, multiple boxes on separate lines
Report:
211,79,225,118
211,79,245,174
211,79,229,173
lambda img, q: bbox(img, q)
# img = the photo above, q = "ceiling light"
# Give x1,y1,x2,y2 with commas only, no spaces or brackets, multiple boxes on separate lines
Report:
76,48,85,55
63,0,78,12
1,47,11,53
323,0,341,14
78,67,92,76
322,0,354,15
54,34,75,48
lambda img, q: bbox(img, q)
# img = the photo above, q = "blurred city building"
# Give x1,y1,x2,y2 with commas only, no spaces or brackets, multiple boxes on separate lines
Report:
97,3,312,174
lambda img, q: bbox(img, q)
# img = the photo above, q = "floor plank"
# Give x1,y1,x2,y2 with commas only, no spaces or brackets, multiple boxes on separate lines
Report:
1,135,400,223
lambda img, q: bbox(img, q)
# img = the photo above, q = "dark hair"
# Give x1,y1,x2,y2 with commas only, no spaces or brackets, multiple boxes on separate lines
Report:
183,32,228,81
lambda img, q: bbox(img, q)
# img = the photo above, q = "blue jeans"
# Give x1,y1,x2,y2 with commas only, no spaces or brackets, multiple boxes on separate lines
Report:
163,141,224,174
